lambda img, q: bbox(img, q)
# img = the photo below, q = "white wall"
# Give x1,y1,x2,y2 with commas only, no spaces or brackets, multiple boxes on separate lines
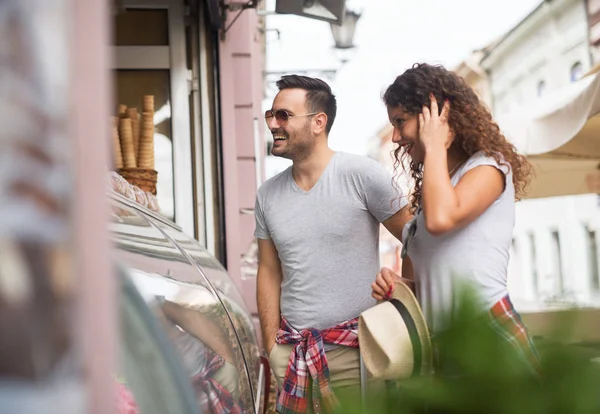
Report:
490,0,591,120
509,195,600,310
483,0,600,310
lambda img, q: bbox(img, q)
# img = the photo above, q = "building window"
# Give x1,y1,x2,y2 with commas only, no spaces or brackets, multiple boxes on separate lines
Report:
588,228,600,291
570,62,584,82
550,230,564,294
537,80,546,97
528,233,539,293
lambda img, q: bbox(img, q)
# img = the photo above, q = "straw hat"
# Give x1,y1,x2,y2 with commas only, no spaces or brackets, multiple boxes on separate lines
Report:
359,280,432,380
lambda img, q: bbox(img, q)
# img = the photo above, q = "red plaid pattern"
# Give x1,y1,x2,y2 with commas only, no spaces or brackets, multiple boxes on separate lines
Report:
488,295,541,377
275,316,359,414
193,348,242,414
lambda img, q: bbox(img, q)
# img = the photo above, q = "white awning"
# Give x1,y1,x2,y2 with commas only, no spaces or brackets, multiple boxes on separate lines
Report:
500,71,600,198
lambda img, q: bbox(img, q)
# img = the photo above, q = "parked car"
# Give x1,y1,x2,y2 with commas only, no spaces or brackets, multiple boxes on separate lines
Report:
110,191,270,414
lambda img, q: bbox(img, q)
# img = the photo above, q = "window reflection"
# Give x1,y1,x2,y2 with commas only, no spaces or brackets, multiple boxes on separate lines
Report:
153,222,262,412
110,201,253,413
132,273,245,414
118,273,196,414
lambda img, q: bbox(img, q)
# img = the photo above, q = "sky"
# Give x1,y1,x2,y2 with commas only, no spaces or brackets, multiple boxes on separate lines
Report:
263,0,543,169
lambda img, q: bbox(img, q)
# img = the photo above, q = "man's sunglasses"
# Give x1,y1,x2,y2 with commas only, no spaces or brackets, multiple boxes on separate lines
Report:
264,109,319,123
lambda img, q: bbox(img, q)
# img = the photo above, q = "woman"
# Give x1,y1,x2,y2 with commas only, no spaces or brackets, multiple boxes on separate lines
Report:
371,63,540,377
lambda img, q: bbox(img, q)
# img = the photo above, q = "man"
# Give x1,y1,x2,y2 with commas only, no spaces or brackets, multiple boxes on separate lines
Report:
255,75,408,413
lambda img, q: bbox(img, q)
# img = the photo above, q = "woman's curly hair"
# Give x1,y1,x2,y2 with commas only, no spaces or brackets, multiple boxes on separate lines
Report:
383,63,532,213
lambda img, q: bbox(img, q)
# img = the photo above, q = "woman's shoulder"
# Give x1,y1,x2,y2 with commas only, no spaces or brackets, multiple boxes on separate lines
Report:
462,151,511,176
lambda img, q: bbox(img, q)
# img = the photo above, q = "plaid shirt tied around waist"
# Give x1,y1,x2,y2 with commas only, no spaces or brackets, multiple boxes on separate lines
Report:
275,316,359,414
487,295,541,377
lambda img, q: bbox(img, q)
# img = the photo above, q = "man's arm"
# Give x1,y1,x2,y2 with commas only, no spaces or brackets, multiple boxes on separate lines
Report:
382,204,413,242
256,238,283,354
161,300,235,364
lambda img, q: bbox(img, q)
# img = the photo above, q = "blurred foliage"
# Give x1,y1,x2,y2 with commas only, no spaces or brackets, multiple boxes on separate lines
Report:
335,287,600,414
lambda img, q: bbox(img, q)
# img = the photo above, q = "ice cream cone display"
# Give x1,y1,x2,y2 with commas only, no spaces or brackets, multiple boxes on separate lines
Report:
111,95,158,196
117,168,158,195
119,118,137,168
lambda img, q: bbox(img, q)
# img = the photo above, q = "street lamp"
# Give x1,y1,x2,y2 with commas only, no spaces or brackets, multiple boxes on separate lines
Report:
265,0,363,81
330,9,361,50
275,0,347,25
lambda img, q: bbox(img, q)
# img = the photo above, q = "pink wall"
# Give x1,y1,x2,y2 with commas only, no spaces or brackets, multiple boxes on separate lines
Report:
218,5,265,321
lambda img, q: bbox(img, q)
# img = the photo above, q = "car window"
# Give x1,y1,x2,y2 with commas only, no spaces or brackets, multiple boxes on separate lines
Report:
111,199,254,413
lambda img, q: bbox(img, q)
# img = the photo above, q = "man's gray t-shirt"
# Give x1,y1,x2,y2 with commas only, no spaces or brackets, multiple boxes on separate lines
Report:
254,152,406,332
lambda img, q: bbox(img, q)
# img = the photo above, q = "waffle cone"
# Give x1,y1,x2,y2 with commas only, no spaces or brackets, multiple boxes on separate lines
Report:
142,95,154,113
138,111,155,169
112,125,123,169
131,118,140,162
119,118,136,168
126,108,140,161
127,108,139,120
118,104,128,118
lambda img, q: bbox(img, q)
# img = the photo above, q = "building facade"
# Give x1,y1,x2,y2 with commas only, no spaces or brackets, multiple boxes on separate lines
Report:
585,0,600,64
482,0,591,122
480,0,600,311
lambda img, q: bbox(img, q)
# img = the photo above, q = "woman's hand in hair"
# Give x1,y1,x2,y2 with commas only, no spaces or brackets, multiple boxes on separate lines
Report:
418,94,454,152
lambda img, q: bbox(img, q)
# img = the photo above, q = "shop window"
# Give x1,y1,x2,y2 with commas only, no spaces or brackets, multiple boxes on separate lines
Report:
114,70,175,219
570,62,584,83
114,9,169,46
587,227,600,291
536,80,546,97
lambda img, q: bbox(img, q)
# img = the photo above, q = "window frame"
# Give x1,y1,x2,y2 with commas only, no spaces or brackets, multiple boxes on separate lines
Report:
112,0,195,237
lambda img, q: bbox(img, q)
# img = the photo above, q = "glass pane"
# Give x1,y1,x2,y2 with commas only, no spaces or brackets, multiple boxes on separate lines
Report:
153,219,262,412
110,200,253,414
114,9,169,46
119,274,196,414
114,70,175,219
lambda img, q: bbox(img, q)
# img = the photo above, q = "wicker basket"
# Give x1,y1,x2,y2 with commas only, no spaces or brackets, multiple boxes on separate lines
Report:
117,168,158,195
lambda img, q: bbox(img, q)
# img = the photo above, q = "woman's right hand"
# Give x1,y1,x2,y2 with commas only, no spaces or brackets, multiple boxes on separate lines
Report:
371,267,401,301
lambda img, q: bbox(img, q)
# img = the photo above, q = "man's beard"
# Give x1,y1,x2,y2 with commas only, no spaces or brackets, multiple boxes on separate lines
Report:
272,124,314,161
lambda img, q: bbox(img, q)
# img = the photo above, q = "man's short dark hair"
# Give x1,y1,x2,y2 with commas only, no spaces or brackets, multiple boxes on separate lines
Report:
276,75,337,134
